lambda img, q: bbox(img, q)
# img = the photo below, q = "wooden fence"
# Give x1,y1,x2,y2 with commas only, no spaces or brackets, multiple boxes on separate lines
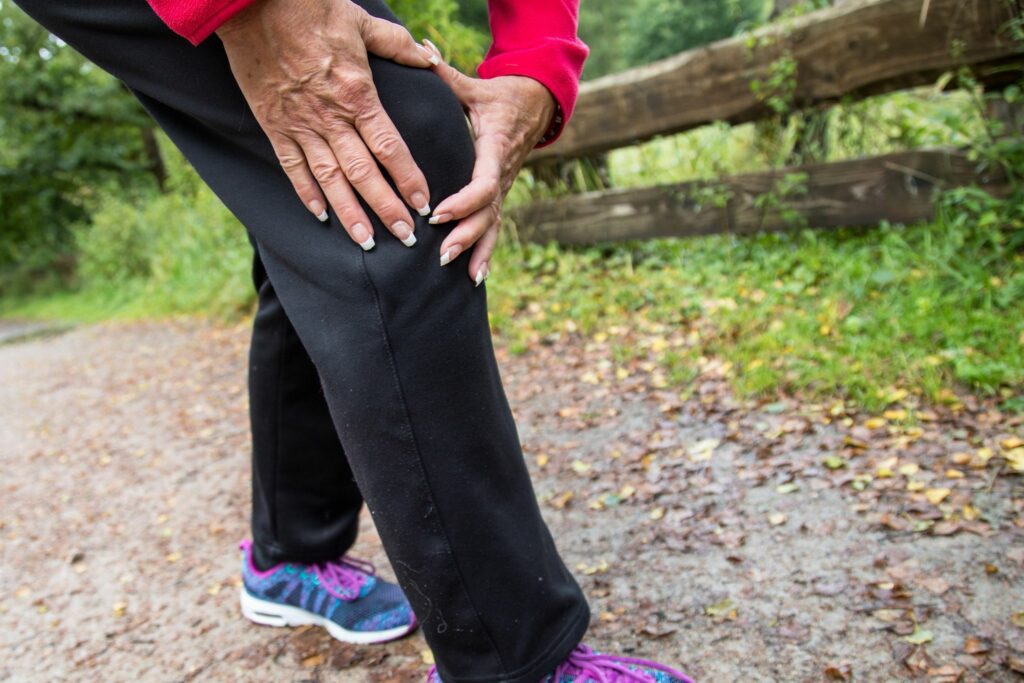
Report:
511,0,1023,244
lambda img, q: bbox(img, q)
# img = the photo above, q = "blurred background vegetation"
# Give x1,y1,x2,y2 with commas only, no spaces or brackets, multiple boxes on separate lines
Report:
1,0,1021,412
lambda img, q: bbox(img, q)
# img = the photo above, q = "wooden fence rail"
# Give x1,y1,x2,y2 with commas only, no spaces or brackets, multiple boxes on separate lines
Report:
528,0,1024,164
512,150,1008,245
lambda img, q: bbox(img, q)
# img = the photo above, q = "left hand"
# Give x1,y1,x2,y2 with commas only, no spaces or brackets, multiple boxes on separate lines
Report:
423,41,557,285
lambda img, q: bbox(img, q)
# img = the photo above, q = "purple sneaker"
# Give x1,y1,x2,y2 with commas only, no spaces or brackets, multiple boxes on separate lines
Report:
238,539,417,644
426,644,694,682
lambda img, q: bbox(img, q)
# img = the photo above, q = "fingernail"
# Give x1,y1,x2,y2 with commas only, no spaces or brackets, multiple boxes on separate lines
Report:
474,263,489,287
353,222,375,251
412,192,431,216
394,220,416,247
428,213,452,225
423,38,442,63
421,40,441,65
310,200,328,222
440,245,460,266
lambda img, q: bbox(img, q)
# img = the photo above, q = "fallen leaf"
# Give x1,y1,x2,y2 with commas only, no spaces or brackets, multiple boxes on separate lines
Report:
904,626,934,645
768,512,787,526
925,488,951,505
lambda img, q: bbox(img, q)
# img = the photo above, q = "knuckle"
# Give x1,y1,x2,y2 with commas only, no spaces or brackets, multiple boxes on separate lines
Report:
341,156,376,184
368,131,404,162
310,159,343,185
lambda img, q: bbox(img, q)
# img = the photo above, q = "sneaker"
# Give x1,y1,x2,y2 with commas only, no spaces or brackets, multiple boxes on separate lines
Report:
238,539,417,644
426,644,693,682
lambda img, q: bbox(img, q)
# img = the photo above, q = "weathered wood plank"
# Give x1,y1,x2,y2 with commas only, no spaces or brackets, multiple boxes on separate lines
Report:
511,150,1008,244
529,0,1024,164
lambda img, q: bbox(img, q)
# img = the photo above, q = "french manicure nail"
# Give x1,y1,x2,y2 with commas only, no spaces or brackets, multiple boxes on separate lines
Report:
423,38,442,63
419,43,440,66
474,263,488,287
310,200,328,222
440,246,461,266
394,220,416,247
412,192,431,216
359,236,376,251
428,213,452,225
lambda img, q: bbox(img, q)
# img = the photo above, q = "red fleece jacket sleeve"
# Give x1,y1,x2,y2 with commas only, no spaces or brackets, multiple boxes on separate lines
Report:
478,0,589,146
144,0,588,144
144,0,258,45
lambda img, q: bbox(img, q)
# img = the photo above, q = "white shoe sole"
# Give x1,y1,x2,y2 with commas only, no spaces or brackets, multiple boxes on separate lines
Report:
239,588,414,644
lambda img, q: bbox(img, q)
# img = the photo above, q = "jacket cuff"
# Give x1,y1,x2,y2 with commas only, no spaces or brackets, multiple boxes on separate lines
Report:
147,0,259,46
476,39,588,148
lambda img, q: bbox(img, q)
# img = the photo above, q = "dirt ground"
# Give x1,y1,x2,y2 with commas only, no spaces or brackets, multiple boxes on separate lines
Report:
1,320,1022,682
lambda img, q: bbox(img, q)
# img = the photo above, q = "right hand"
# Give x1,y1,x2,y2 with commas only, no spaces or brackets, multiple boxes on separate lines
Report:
216,0,439,250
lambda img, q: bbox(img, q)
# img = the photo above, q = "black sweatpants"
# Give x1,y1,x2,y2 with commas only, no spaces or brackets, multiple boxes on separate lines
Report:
12,1,591,681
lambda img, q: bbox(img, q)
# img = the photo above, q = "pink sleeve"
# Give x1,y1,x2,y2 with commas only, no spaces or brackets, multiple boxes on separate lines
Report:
478,0,589,147
144,0,258,45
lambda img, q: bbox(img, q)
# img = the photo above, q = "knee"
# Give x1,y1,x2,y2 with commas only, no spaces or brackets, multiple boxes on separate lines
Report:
370,58,477,200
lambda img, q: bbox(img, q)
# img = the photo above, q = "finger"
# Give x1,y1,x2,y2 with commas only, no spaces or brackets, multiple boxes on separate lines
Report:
359,12,438,68
329,127,418,247
269,134,329,222
351,101,432,217
426,45,476,100
299,135,376,250
430,141,502,225
437,203,494,267
468,222,499,287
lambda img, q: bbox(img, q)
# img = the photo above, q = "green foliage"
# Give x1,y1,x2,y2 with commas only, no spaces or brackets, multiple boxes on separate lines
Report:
0,0,160,294
621,0,768,66
390,0,488,72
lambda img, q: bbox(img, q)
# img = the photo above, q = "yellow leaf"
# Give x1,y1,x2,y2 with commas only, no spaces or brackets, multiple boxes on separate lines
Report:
925,488,951,505
550,491,573,510
615,367,630,380
898,463,920,476
570,460,592,475
1001,437,1024,450
962,504,979,521
883,409,907,421
113,601,127,617
301,654,325,668
768,512,787,526
904,626,934,645
165,552,181,563
876,467,894,479
951,452,972,466
907,481,925,492
976,447,993,463
619,484,636,499
206,584,221,596
945,469,965,479
536,454,549,468
650,507,666,521
864,417,887,430
581,371,600,385
421,650,435,665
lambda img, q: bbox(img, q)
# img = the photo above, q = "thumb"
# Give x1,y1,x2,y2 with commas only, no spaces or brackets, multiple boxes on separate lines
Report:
359,13,438,69
423,41,476,102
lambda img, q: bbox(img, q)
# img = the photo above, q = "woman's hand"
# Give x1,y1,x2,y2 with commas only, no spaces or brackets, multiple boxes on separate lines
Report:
217,0,439,250
424,42,557,285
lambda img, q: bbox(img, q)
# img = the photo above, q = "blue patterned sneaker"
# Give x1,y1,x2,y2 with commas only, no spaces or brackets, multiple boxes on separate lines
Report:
426,644,694,682
238,539,417,644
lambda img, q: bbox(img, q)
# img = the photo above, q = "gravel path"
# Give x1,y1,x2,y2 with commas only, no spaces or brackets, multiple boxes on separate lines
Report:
1,320,1021,682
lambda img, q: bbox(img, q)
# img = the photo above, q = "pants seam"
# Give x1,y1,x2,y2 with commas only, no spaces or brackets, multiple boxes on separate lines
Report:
357,248,508,675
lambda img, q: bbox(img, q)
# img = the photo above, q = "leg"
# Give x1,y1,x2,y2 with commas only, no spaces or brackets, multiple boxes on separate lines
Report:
12,1,590,681
248,246,363,567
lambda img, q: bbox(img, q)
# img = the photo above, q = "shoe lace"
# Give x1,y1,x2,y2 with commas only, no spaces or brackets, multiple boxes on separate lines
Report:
312,556,376,602
549,645,695,683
